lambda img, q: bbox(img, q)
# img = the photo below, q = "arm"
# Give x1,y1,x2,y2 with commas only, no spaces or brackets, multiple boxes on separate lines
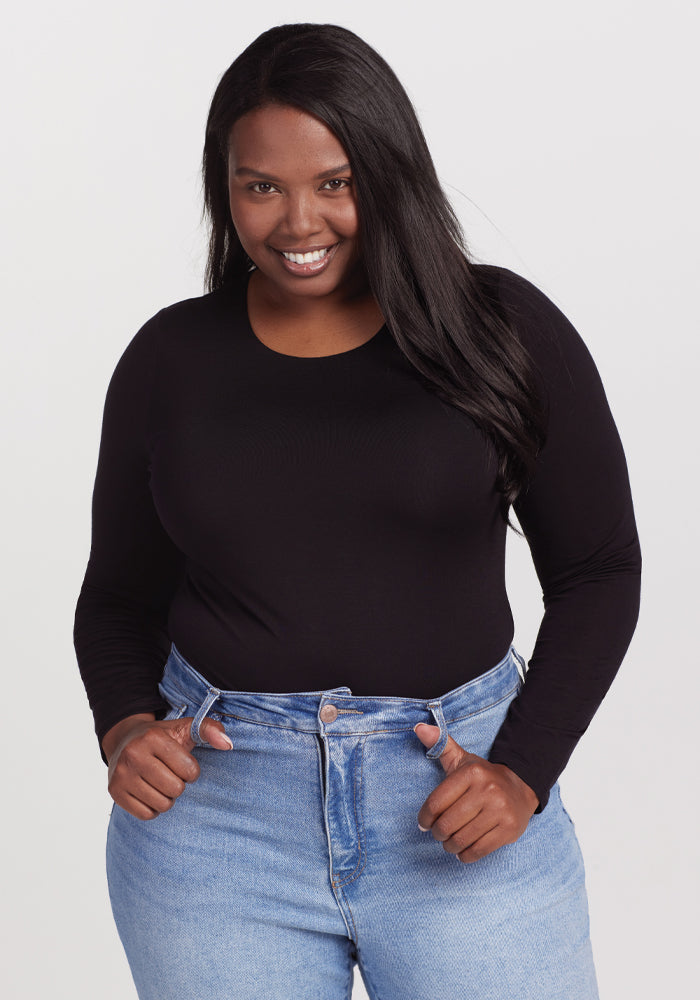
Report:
487,269,642,810
74,313,235,818
73,310,184,756
413,270,641,861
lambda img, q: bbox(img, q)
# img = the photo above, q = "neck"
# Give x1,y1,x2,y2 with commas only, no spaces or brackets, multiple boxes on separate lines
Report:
245,269,386,352
248,267,377,321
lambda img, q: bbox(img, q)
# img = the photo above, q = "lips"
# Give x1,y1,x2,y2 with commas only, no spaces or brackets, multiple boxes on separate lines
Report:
273,242,339,276
277,244,336,264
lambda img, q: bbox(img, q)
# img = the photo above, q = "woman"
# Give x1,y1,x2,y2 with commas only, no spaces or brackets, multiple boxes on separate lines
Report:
74,22,641,1000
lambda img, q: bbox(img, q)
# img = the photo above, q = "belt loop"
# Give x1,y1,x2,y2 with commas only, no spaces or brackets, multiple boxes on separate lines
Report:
190,686,222,746
512,647,528,683
425,700,449,759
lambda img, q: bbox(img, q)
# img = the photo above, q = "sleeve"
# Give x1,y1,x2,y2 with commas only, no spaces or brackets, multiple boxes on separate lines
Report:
73,311,185,757
486,269,642,811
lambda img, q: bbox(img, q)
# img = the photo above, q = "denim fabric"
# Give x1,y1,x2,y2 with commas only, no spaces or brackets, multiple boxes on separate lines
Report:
106,644,599,999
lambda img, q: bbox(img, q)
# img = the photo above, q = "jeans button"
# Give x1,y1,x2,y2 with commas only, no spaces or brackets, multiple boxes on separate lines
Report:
320,704,338,723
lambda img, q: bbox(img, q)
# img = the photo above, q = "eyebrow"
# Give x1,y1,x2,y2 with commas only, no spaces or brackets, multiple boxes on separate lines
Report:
234,163,351,182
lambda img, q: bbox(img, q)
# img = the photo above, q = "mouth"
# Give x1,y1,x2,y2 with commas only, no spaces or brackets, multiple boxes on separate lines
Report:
272,242,339,276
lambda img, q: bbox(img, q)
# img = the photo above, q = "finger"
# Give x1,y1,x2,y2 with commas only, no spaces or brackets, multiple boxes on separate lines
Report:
441,811,498,855
456,827,507,864
427,792,483,843
110,723,199,785
118,791,160,822
417,763,481,830
413,723,479,776
128,774,179,815
153,735,201,783
198,718,234,751
137,755,188,800
167,717,233,753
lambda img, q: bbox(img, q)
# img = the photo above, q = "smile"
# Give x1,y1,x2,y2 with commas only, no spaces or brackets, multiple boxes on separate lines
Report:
273,242,340,276
279,246,333,264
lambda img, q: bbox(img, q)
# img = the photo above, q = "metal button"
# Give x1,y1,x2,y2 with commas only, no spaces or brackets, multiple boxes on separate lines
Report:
320,704,338,723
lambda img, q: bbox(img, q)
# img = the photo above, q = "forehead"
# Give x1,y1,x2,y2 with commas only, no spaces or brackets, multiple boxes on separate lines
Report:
228,104,349,174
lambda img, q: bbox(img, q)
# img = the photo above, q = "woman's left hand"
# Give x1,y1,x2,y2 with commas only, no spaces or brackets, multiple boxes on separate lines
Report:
413,723,539,863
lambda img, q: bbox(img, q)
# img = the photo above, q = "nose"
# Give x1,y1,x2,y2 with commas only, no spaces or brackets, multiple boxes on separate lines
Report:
282,191,324,240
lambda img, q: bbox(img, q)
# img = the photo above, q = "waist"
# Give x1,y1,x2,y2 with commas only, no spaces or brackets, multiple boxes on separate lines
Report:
159,643,524,735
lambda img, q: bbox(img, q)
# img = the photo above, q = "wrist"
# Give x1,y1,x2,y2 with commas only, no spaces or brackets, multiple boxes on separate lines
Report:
510,769,539,813
495,761,539,813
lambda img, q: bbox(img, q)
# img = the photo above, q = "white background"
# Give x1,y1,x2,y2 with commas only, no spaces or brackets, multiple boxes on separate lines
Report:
2,1,698,996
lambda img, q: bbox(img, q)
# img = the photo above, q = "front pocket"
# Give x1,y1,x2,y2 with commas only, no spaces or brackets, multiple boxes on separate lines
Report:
444,683,521,758
158,682,188,722
162,702,188,722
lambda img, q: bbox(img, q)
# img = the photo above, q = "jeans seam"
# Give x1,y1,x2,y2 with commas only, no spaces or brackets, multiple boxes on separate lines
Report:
162,702,187,721
355,945,384,1000
443,682,521,725
160,676,191,704
333,736,367,887
335,881,359,945
315,733,326,799
161,679,520,731
204,686,520,733
213,714,320,731
343,947,355,1000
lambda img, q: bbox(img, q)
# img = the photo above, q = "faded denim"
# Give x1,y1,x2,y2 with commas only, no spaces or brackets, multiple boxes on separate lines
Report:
106,644,598,999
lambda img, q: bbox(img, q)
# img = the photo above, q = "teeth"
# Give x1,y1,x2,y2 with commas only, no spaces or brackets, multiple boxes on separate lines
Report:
282,247,329,264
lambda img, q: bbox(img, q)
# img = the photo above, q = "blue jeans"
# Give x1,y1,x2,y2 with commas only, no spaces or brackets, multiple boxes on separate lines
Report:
106,644,598,999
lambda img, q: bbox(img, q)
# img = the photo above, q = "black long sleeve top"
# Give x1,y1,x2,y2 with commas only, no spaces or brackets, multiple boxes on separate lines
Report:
73,265,641,809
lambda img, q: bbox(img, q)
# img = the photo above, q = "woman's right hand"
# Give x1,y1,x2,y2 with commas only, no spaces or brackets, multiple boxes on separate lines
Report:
102,713,233,820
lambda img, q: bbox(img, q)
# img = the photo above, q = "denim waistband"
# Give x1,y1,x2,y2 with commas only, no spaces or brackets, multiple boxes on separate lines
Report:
159,644,524,753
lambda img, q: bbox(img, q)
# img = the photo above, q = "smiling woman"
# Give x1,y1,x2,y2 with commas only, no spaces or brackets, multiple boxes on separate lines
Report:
74,20,640,1000
226,103,384,355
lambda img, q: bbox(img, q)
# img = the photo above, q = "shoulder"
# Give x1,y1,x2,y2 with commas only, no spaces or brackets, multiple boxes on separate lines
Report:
141,283,241,347
156,283,240,330
473,264,570,343
113,283,243,373
472,263,602,395
105,284,242,408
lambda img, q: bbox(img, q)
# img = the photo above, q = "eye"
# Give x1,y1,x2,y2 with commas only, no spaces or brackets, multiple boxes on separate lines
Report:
249,181,279,194
321,178,351,191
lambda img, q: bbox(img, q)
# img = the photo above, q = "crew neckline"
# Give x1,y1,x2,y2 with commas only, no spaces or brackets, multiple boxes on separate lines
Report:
240,276,387,360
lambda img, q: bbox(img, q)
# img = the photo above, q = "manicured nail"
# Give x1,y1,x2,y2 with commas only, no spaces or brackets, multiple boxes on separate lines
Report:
221,735,233,749
418,823,429,832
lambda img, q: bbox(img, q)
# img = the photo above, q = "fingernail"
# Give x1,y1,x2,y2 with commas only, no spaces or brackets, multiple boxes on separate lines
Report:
418,823,429,832
221,735,233,749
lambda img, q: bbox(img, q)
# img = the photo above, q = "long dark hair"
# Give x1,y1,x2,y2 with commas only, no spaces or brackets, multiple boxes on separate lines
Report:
202,23,546,518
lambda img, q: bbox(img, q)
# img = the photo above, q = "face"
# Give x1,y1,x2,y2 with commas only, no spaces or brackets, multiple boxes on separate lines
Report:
227,104,365,303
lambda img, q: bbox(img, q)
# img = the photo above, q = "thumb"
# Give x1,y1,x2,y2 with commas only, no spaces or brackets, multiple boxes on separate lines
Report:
198,717,234,750
413,722,474,775
171,716,234,751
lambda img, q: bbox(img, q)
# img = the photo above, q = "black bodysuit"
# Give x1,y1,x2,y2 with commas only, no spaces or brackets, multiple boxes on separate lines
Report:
73,265,641,809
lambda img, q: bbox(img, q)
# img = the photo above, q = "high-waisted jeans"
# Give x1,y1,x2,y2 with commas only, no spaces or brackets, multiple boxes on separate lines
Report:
106,644,599,999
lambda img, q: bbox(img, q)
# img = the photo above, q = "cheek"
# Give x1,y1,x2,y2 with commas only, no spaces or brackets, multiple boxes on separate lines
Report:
228,197,270,251
334,202,360,241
